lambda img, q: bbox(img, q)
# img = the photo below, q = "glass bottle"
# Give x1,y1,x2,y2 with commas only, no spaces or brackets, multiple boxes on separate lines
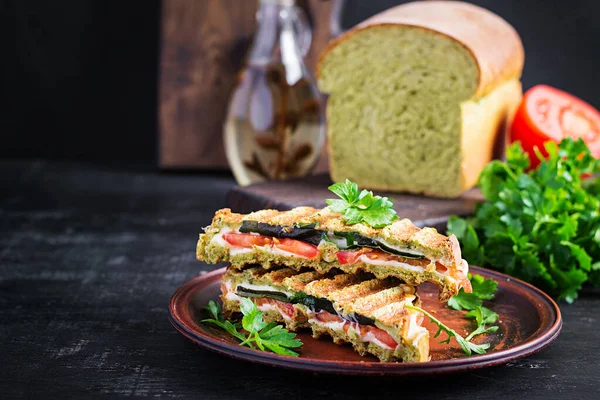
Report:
224,0,325,186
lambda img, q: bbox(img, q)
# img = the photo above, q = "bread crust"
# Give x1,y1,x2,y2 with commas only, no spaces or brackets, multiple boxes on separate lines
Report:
316,1,524,100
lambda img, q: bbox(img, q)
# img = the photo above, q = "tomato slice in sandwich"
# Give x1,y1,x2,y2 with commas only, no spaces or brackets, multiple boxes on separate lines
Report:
365,326,398,349
222,233,272,248
222,233,318,259
271,238,319,259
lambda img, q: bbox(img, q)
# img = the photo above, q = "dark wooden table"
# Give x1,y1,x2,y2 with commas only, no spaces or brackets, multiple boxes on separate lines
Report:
1,160,598,399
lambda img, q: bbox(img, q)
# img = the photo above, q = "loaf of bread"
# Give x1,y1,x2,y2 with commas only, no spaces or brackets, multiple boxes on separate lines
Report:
317,1,524,197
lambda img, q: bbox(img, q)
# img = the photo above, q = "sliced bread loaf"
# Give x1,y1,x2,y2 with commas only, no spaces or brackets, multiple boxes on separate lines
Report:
317,1,524,197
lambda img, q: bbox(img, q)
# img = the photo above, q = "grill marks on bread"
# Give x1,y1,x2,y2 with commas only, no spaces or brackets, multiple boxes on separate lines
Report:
206,207,463,268
228,266,416,323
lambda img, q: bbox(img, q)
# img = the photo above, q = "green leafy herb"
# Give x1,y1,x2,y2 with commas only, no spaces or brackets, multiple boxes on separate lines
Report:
447,274,500,342
448,274,499,311
470,274,499,300
406,304,490,355
464,306,499,341
326,179,398,228
203,299,303,356
447,291,482,311
448,138,600,303
202,300,247,344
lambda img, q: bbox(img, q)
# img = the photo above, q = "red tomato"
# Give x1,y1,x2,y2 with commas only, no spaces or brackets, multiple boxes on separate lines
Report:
314,311,343,323
336,248,372,265
222,233,318,259
255,298,295,318
337,249,448,272
435,262,447,273
222,233,271,248
365,326,398,349
510,85,600,168
312,311,397,348
272,238,319,259
275,300,295,318
254,298,270,307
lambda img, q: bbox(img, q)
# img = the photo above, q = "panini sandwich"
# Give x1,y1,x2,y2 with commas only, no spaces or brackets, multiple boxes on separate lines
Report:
198,207,471,300
221,265,429,362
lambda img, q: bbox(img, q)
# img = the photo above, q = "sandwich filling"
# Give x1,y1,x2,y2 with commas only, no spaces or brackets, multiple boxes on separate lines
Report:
198,207,472,300
220,266,430,362
210,225,468,297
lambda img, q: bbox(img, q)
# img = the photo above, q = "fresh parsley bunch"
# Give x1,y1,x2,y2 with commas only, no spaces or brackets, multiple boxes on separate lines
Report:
449,138,600,303
203,298,303,356
326,179,398,228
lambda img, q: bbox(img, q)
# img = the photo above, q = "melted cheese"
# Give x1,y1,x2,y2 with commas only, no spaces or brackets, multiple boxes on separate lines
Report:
357,254,424,272
308,317,346,333
224,279,294,321
352,325,394,350
404,296,429,346
222,280,243,302
307,311,398,351
265,245,310,259
458,259,469,274
405,312,428,343
321,234,348,248
356,254,455,279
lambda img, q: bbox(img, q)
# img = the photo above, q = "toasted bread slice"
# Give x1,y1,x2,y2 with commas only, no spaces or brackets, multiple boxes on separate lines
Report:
221,266,429,362
199,207,471,300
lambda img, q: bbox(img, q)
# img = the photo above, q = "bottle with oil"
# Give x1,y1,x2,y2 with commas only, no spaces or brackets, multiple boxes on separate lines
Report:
224,0,325,186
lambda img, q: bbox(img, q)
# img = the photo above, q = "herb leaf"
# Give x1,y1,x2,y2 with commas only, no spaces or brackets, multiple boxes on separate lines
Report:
448,274,499,311
470,274,499,300
464,306,499,341
326,179,398,228
447,291,482,311
203,300,302,356
448,138,600,303
258,323,303,350
466,306,499,325
447,275,500,343
240,297,267,332
406,304,490,355
202,301,248,344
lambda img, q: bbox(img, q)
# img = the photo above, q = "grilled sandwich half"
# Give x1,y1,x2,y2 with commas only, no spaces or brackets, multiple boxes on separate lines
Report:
221,265,430,362
198,207,471,300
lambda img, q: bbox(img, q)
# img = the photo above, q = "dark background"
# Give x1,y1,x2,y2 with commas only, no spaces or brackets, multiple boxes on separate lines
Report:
3,0,600,163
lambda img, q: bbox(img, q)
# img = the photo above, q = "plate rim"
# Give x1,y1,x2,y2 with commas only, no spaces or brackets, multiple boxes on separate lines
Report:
169,266,562,376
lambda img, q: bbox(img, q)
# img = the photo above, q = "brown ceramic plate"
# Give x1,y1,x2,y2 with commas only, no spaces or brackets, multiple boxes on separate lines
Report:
169,266,562,376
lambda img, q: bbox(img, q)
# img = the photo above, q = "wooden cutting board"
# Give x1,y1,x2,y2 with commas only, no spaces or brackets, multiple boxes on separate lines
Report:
226,174,483,231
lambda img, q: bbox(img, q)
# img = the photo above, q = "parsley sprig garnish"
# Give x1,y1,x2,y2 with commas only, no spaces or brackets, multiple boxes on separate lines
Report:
448,138,600,303
408,274,500,355
326,179,398,228
203,299,303,356
449,274,500,348
448,274,499,323
464,306,499,341
406,304,491,355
